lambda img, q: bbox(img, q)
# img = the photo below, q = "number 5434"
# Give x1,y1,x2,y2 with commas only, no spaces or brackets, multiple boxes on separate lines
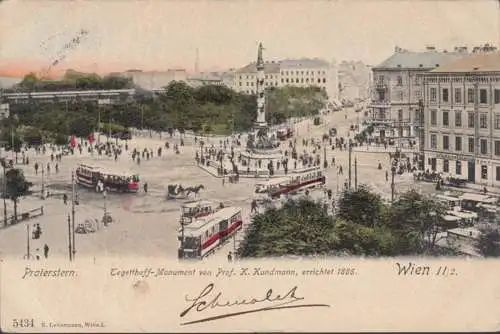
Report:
12,319,34,328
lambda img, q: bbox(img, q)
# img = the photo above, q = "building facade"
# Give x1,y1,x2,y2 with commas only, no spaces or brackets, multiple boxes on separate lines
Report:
370,46,470,141
423,52,500,187
338,60,371,101
233,58,338,101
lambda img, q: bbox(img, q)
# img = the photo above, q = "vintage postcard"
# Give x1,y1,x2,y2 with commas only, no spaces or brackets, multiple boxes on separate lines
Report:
1,0,500,332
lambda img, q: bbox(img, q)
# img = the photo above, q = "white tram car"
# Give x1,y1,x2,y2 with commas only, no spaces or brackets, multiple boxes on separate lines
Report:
178,206,243,259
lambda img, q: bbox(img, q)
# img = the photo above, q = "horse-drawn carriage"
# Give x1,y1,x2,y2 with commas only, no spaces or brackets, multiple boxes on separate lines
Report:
445,176,468,188
166,184,205,200
414,171,441,183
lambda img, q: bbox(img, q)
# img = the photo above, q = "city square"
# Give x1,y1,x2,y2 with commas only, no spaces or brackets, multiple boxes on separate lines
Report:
0,103,429,261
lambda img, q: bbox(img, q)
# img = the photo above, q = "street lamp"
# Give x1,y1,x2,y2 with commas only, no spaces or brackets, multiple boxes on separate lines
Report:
26,223,30,260
103,189,107,218
71,171,76,259
67,214,72,261
323,146,327,169
41,165,45,199
179,218,185,259
391,165,396,203
2,163,7,226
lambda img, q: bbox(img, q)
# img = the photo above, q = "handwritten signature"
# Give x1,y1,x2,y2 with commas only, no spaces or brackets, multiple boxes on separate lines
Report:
180,283,330,326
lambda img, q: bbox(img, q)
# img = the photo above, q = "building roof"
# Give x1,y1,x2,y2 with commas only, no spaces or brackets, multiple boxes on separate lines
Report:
236,58,329,74
430,52,500,73
237,62,280,74
374,51,470,70
279,58,330,69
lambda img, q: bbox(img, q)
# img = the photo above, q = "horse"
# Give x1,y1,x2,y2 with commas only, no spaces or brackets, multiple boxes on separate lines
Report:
185,184,205,198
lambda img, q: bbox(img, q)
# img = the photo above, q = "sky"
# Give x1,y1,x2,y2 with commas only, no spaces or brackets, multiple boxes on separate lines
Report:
0,0,499,78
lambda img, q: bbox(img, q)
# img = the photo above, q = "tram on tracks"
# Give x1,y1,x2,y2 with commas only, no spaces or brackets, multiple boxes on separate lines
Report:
255,166,326,200
178,206,243,259
180,200,217,224
76,163,140,193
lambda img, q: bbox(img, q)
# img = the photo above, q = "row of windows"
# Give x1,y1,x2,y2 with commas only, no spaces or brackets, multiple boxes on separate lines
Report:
429,87,500,104
429,134,500,155
430,110,500,129
434,159,500,181
240,86,327,94
239,81,279,87
239,70,327,80
238,78,326,87
375,90,422,102
282,70,326,76
376,75,421,86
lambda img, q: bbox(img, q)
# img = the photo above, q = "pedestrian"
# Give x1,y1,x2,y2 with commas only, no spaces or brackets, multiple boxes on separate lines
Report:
227,251,232,262
251,199,258,213
34,162,39,175
222,177,225,186
44,244,49,258
144,182,148,194
63,193,68,205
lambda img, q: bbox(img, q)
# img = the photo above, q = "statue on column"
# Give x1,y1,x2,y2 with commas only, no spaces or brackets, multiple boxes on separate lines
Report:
257,43,264,66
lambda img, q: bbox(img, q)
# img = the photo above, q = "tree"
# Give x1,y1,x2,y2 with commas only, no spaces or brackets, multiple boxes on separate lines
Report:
476,228,500,257
69,115,95,137
238,199,338,258
22,126,43,146
390,190,446,255
4,167,32,223
337,185,388,228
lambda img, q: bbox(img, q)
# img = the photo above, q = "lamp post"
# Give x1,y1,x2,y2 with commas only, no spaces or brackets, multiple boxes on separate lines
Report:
348,142,352,189
71,171,76,259
354,156,358,190
3,164,7,227
391,165,396,203
141,104,144,130
26,223,30,260
67,214,72,261
97,105,101,145
179,218,185,259
336,169,339,193
103,190,107,218
323,146,327,169
41,165,45,199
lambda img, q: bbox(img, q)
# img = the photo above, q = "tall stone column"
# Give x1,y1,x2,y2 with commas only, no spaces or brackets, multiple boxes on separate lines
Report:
255,43,267,126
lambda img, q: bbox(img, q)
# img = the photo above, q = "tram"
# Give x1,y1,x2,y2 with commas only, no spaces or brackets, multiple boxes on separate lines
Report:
180,200,217,224
76,163,140,193
178,207,243,259
255,166,326,200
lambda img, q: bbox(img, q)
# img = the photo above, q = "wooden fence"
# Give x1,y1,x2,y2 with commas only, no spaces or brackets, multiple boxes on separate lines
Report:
2,206,44,228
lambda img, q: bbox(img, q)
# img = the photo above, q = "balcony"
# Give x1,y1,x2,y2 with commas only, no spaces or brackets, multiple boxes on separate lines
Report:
393,119,415,127
370,100,391,109
374,82,388,90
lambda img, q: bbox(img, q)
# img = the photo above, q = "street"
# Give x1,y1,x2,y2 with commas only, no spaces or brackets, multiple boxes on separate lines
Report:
0,107,432,261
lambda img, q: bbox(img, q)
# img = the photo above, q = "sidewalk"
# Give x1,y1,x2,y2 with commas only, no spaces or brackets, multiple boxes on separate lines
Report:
442,182,500,198
351,145,418,154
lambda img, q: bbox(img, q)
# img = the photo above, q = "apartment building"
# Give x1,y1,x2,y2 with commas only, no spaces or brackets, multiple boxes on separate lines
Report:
234,58,338,101
423,51,500,186
370,46,470,141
